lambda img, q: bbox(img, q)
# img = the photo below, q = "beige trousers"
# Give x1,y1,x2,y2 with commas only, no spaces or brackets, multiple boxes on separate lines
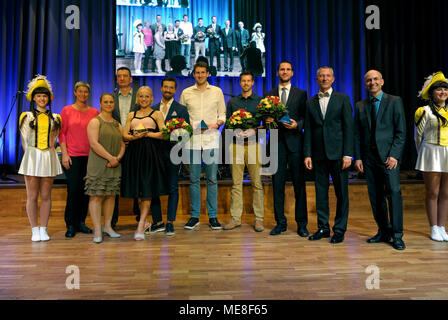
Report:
229,143,264,222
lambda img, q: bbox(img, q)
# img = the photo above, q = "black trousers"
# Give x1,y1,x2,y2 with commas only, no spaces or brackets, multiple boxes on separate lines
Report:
63,156,89,229
223,47,234,70
209,40,221,69
112,197,140,226
364,148,403,238
272,138,308,227
143,46,152,71
313,157,349,234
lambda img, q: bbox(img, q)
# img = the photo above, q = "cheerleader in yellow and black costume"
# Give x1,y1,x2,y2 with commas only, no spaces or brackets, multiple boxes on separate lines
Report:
19,75,63,242
415,72,448,242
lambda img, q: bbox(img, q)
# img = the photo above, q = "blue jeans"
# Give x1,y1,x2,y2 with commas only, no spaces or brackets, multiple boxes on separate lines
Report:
189,149,218,218
181,44,191,68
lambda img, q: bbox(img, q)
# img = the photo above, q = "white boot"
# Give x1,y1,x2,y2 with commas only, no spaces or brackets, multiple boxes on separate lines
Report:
438,226,448,241
40,227,50,241
31,227,41,242
430,225,444,242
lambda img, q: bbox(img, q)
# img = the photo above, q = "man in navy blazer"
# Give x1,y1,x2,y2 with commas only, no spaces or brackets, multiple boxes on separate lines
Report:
354,70,406,250
265,61,309,237
146,77,190,236
304,67,354,244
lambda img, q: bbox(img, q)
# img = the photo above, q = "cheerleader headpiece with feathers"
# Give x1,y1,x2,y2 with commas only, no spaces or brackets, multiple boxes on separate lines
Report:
418,72,448,100
25,75,54,101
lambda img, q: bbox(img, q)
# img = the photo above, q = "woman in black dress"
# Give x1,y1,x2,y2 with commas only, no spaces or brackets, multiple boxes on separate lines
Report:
121,86,167,240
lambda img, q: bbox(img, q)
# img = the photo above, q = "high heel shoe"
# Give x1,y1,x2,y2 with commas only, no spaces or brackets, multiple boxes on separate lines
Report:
93,236,103,243
102,226,121,238
134,232,145,241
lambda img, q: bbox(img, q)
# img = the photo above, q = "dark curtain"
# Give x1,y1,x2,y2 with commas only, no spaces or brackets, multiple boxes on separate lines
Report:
0,0,115,170
1,0,448,172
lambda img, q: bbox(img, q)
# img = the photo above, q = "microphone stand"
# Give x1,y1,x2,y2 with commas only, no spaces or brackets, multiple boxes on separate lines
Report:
0,91,21,183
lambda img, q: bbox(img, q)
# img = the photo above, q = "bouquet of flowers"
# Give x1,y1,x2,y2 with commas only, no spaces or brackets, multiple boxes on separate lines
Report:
206,27,220,39
226,109,256,130
161,118,193,143
255,96,288,129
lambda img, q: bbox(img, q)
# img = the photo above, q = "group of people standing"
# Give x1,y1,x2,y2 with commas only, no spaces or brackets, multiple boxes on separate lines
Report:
18,63,448,250
132,14,264,74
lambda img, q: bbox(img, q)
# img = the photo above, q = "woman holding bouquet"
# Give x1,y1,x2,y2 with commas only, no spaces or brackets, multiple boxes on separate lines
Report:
121,86,167,240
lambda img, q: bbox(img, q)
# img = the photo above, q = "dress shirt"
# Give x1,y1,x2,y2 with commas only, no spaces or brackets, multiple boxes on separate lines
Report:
179,21,193,44
118,88,133,128
278,83,291,105
160,98,174,120
180,82,226,150
370,91,384,117
318,87,333,119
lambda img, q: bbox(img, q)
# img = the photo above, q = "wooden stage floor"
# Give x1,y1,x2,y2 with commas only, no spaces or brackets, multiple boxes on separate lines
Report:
0,180,448,300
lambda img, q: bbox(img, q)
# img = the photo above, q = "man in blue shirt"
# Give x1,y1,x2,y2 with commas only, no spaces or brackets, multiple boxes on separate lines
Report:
223,71,265,232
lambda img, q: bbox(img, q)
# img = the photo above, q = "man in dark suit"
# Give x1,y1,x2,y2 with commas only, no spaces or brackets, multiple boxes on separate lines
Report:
112,67,139,227
235,21,250,71
304,66,354,244
146,77,190,236
207,16,221,71
265,61,309,237
240,41,263,77
220,20,236,72
354,70,406,250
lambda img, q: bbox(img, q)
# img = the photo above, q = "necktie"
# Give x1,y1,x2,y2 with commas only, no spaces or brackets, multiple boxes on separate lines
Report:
162,102,168,117
370,97,378,148
371,97,379,117
281,87,287,105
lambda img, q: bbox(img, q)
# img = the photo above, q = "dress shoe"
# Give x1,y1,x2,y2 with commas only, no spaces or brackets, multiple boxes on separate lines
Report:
392,238,406,250
254,220,264,232
270,224,287,235
78,223,92,234
65,226,76,238
297,226,309,237
366,231,391,243
330,233,345,244
308,229,330,241
223,219,242,230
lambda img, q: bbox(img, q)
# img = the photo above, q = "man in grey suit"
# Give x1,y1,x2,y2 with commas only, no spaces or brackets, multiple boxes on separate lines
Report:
220,20,236,72
304,66,354,244
112,67,139,227
354,70,406,250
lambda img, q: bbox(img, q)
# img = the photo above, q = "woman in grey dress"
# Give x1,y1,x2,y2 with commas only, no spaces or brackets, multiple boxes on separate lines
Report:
85,93,125,243
153,24,166,74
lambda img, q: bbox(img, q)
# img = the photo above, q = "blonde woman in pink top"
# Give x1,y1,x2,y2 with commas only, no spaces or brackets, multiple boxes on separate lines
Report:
60,81,99,238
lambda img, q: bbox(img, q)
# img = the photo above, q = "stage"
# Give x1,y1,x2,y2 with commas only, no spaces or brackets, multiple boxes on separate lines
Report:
1,176,447,300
